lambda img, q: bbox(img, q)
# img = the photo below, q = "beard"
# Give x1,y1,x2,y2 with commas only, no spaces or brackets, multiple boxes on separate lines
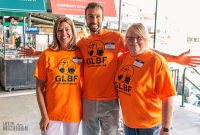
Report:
88,23,102,33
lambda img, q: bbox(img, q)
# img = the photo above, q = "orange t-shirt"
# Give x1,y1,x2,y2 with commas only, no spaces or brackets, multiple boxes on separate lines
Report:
34,48,83,122
114,50,176,128
77,30,125,100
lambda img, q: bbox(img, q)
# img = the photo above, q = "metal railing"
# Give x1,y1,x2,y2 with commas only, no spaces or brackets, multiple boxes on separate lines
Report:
180,67,200,107
170,68,179,91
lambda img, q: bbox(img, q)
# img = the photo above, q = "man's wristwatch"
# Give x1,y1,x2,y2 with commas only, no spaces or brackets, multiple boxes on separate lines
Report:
162,127,172,132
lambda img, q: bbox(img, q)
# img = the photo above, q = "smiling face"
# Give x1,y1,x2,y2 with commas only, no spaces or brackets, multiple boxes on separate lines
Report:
56,22,73,50
85,7,103,35
125,23,148,56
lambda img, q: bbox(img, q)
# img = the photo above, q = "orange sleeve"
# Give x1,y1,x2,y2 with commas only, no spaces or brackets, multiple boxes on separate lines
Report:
34,52,47,81
117,52,125,67
118,33,126,54
75,47,84,88
155,59,176,99
76,38,83,47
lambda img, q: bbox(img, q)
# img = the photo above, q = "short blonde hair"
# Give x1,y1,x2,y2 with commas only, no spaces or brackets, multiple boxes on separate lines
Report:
126,23,149,42
49,17,77,50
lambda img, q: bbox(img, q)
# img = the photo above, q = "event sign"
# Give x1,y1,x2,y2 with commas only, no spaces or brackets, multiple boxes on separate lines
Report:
51,0,116,17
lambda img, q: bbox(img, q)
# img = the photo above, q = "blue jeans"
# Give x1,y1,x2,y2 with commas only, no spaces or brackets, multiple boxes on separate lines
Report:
124,124,161,135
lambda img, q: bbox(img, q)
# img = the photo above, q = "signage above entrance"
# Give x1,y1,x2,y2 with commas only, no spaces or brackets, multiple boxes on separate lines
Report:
51,0,116,17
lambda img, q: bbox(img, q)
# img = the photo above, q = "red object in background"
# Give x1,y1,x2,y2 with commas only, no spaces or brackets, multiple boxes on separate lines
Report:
51,0,116,17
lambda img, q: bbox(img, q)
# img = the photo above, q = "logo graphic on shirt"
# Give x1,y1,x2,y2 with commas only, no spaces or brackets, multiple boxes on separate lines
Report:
114,65,134,96
86,40,107,67
117,65,134,84
88,40,105,57
55,58,78,84
58,58,76,74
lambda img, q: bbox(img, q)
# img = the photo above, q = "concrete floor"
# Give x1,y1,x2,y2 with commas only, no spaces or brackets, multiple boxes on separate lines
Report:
0,89,200,135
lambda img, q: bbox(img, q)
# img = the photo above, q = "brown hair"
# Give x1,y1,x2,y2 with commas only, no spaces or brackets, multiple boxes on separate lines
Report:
85,2,104,17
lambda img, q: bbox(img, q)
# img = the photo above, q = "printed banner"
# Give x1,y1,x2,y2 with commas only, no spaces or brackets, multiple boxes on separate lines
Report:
51,0,116,17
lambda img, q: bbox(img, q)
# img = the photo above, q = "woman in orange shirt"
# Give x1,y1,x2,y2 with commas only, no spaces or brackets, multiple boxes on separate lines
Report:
115,23,176,135
34,17,83,135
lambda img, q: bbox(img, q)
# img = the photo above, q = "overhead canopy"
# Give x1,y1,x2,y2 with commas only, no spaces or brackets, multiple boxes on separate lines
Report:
0,0,46,12
0,11,27,17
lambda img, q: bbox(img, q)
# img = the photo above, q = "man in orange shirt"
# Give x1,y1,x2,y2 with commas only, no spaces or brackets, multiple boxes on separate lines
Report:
76,2,125,135
76,2,200,135
18,2,200,135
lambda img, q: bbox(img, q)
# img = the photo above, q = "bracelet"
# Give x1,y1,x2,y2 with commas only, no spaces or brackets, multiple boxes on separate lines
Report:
162,127,172,132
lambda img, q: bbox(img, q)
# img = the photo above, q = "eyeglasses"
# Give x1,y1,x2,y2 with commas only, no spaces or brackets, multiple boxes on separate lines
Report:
125,36,143,42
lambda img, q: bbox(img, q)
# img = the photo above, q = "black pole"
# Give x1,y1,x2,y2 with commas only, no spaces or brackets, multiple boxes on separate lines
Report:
153,0,158,49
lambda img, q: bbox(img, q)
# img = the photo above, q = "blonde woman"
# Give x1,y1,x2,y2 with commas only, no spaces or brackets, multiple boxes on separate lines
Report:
34,17,83,135
115,23,176,135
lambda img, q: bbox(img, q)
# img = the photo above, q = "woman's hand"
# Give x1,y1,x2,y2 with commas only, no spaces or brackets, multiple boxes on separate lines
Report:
39,117,50,131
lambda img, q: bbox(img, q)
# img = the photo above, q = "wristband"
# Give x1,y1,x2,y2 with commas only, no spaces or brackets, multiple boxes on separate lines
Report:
163,127,172,132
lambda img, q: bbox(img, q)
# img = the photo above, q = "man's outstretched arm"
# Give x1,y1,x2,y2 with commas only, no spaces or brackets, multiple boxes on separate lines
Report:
152,49,200,67
18,45,42,57
18,46,200,67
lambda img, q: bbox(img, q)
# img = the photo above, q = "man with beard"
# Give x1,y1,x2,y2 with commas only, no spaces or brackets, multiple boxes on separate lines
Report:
76,2,200,135
18,2,200,135
76,2,124,135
